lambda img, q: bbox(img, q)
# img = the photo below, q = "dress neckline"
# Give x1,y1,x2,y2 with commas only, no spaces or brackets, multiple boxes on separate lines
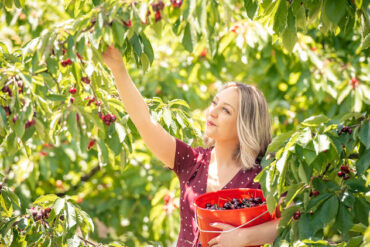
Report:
204,147,242,193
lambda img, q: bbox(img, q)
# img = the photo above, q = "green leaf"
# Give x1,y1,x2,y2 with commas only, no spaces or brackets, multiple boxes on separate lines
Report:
312,195,338,232
140,33,154,64
129,33,143,56
182,22,197,53
33,194,58,205
115,122,126,143
301,114,330,127
358,121,370,149
324,0,346,25
337,204,354,235
65,202,77,230
3,187,21,208
267,130,295,153
244,0,258,19
361,33,370,50
282,9,297,52
298,214,313,239
273,0,288,35
313,134,331,154
162,108,172,129
97,139,109,164
356,148,370,175
140,52,150,72
112,21,126,47
53,198,65,215
47,94,67,101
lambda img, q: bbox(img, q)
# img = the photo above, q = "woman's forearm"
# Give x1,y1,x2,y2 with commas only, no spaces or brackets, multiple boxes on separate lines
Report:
109,63,151,128
238,219,280,246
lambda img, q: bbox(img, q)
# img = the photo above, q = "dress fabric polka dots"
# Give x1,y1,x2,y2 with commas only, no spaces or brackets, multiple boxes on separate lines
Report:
170,139,262,247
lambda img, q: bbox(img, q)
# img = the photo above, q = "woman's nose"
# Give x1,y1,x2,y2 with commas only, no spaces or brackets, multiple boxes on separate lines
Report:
209,106,218,117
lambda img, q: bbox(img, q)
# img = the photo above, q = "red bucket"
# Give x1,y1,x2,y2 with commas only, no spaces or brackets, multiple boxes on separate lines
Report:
194,188,275,247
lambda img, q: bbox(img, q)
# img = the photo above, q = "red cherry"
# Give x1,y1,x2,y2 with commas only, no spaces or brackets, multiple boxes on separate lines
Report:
88,139,96,149
111,115,116,122
104,114,112,122
313,190,320,197
61,59,72,67
337,171,344,177
12,116,18,123
164,194,171,204
123,20,132,27
155,11,162,22
81,76,90,84
70,97,74,103
293,210,301,220
311,46,317,51
200,48,207,57
69,87,77,94
62,48,66,55
77,53,83,60
340,165,350,174
170,0,182,8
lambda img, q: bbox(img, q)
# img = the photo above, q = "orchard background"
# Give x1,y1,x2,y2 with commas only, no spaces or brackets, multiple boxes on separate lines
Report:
0,0,369,246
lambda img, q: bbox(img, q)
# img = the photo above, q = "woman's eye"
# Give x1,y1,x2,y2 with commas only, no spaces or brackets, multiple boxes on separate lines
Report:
211,100,216,105
223,108,230,114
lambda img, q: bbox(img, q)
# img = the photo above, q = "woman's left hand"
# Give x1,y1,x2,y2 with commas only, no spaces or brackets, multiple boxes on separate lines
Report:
207,223,247,247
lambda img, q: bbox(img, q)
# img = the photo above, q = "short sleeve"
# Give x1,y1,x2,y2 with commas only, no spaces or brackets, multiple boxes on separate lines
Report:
170,138,203,183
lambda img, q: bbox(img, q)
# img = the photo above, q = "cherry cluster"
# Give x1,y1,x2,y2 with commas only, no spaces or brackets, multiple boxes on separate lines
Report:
98,112,116,126
337,126,353,135
205,197,265,210
2,85,12,96
31,207,51,221
61,58,73,67
337,165,351,180
152,1,165,22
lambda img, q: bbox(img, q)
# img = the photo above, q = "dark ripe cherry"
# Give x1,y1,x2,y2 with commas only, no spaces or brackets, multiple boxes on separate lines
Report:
2,85,9,92
45,207,51,213
69,87,77,94
293,210,301,220
313,190,320,197
340,165,350,174
223,202,231,209
343,175,350,180
337,171,344,177
104,114,111,122
155,11,162,22
205,203,211,208
348,128,352,134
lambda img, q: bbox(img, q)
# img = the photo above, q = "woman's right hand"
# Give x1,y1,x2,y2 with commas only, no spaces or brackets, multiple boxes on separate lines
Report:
102,45,126,72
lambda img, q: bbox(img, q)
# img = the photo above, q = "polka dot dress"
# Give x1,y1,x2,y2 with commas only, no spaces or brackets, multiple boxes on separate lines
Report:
170,139,263,247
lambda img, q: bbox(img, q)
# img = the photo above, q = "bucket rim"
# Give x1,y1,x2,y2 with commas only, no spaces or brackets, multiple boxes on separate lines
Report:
194,188,267,211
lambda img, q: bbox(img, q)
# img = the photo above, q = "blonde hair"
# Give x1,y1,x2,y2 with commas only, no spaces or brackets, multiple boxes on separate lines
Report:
203,82,272,170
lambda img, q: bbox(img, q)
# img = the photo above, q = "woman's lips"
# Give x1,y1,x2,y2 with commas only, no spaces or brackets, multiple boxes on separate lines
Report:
207,120,216,126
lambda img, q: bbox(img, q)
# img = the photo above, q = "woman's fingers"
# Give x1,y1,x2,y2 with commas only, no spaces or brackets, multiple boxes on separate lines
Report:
208,235,220,246
210,222,234,231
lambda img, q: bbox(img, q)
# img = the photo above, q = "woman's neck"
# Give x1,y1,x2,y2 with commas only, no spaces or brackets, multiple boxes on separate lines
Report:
211,140,241,169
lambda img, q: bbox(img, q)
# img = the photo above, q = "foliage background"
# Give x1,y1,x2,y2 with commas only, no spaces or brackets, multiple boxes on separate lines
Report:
0,0,369,246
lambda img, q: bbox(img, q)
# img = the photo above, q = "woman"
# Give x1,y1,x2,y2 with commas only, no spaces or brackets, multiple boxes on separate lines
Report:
102,46,280,247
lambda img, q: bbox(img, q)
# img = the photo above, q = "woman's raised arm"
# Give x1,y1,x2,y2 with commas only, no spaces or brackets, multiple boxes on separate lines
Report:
102,46,176,169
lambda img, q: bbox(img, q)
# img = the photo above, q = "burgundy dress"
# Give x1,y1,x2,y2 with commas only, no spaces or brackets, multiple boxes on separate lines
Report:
170,138,262,247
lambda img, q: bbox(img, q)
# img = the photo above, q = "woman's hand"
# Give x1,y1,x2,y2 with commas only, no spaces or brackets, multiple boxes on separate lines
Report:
102,45,126,72
207,223,248,247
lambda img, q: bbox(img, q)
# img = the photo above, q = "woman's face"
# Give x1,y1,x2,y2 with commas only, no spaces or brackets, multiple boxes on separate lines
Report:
205,87,239,143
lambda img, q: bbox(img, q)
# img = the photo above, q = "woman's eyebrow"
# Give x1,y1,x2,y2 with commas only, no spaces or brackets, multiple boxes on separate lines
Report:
214,96,235,111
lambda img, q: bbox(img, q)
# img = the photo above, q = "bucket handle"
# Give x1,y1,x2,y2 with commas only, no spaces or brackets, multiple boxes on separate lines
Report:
194,208,270,233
